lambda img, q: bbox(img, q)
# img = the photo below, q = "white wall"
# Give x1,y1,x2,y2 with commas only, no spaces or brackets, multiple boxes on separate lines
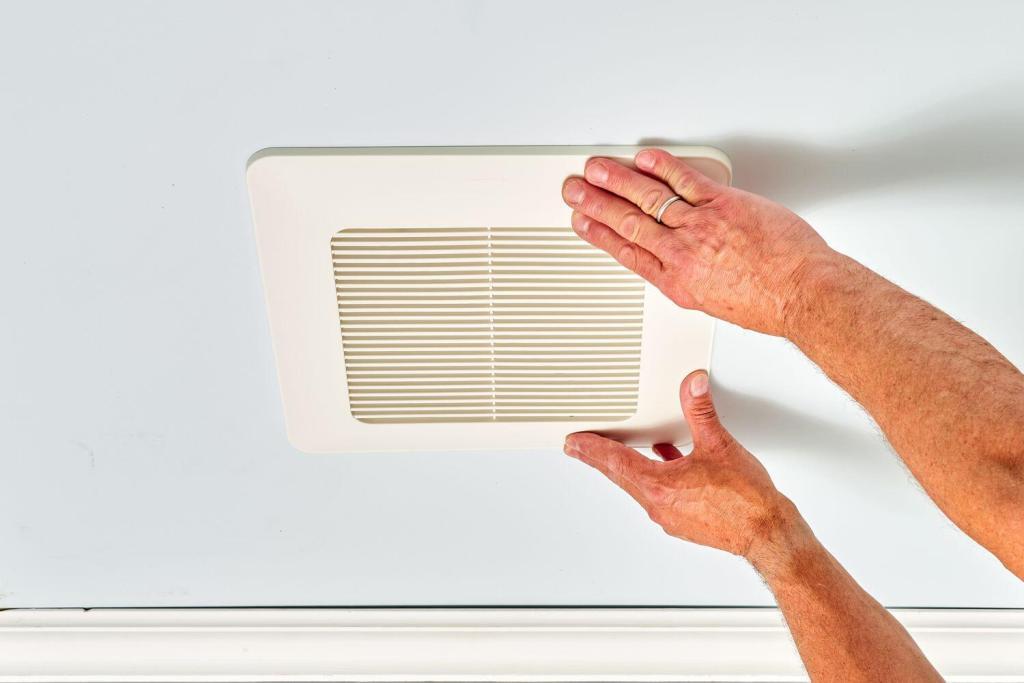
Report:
1,0,1022,608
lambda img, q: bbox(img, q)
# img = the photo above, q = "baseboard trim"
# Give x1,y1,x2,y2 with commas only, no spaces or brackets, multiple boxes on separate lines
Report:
1,607,1022,682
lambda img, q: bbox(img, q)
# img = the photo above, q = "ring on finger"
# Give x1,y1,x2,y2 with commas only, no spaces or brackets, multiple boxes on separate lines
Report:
654,195,683,224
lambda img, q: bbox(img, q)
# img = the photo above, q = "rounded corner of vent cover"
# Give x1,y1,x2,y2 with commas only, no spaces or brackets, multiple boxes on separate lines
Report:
248,146,723,453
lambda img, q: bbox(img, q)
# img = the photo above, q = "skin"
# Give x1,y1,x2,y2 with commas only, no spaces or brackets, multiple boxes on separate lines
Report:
560,148,1024,679
564,373,941,682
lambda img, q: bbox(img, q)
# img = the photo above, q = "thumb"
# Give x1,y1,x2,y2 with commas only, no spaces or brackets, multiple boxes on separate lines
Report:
680,370,729,451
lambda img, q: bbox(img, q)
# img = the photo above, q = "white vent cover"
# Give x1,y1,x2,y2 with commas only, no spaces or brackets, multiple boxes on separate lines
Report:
247,146,731,453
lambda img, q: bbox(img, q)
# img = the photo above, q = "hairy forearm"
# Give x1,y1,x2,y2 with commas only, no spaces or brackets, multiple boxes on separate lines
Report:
787,253,1024,576
751,503,942,682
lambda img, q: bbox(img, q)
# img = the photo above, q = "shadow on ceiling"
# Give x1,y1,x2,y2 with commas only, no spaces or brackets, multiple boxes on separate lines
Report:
712,384,883,461
640,81,1024,209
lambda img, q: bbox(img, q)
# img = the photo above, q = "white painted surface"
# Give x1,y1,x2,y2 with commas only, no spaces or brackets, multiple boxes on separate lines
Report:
0,1,1022,608
1,608,1022,682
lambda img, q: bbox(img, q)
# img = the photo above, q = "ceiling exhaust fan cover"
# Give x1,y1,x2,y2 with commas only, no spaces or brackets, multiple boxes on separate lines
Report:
246,146,731,453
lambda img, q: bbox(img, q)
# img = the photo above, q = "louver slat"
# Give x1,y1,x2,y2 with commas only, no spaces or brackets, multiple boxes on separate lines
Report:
332,227,645,424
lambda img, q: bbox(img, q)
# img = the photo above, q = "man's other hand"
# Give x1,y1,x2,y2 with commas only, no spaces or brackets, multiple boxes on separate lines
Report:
561,149,838,337
564,373,944,681
564,371,801,568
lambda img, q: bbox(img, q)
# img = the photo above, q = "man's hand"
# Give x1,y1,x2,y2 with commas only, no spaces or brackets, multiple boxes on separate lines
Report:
564,370,796,564
561,148,838,336
565,371,943,682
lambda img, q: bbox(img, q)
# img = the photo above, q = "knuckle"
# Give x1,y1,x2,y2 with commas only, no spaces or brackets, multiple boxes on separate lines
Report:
638,254,663,282
580,192,601,214
636,263,654,280
690,400,719,424
661,201,688,227
620,211,643,239
709,193,732,210
659,247,691,273
669,168,693,192
617,243,639,271
686,213,716,235
639,188,664,214
703,198,733,223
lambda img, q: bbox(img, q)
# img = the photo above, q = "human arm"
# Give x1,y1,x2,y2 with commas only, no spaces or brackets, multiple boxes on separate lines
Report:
561,149,1024,577
565,372,943,682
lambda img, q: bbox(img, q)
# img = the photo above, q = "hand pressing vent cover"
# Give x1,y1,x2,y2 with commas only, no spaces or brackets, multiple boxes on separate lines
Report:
246,146,731,453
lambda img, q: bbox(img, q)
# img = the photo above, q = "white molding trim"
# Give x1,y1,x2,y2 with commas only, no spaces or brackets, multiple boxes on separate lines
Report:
0,608,1022,682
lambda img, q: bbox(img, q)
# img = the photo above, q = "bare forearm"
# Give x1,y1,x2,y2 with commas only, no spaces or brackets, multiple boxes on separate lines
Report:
751,503,942,683
788,253,1024,575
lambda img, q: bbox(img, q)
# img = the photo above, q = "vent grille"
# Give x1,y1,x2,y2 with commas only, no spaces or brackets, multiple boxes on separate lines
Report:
331,227,645,423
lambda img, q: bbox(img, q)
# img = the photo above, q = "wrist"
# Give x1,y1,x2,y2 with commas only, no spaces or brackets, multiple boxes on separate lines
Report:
745,496,822,584
781,250,866,345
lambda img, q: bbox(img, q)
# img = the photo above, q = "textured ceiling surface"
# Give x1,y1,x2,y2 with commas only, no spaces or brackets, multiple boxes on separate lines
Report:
1,0,1023,607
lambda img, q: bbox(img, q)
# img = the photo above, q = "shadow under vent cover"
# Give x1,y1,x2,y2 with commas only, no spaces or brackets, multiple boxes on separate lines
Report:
332,226,644,423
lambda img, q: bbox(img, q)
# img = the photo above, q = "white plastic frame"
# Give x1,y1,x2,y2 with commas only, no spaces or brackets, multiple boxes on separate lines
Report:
246,146,732,453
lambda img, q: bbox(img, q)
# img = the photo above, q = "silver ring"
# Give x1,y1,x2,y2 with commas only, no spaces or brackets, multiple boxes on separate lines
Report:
654,195,683,224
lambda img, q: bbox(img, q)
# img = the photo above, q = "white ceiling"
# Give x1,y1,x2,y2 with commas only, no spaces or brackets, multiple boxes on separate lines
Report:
1,0,1023,607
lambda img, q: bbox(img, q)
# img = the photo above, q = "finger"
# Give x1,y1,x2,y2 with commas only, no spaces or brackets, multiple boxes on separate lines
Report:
564,432,657,504
679,370,730,451
635,149,723,206
562,177,673,253
652,443,684,461
584,158,691,227
571,211,663,283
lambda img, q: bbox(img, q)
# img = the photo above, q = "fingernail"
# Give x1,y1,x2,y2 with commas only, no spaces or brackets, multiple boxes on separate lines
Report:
563,180,585,205
689,372,709,397
635,150,655,171
572,214,590,234
585,162,609,185
563,442,580,459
